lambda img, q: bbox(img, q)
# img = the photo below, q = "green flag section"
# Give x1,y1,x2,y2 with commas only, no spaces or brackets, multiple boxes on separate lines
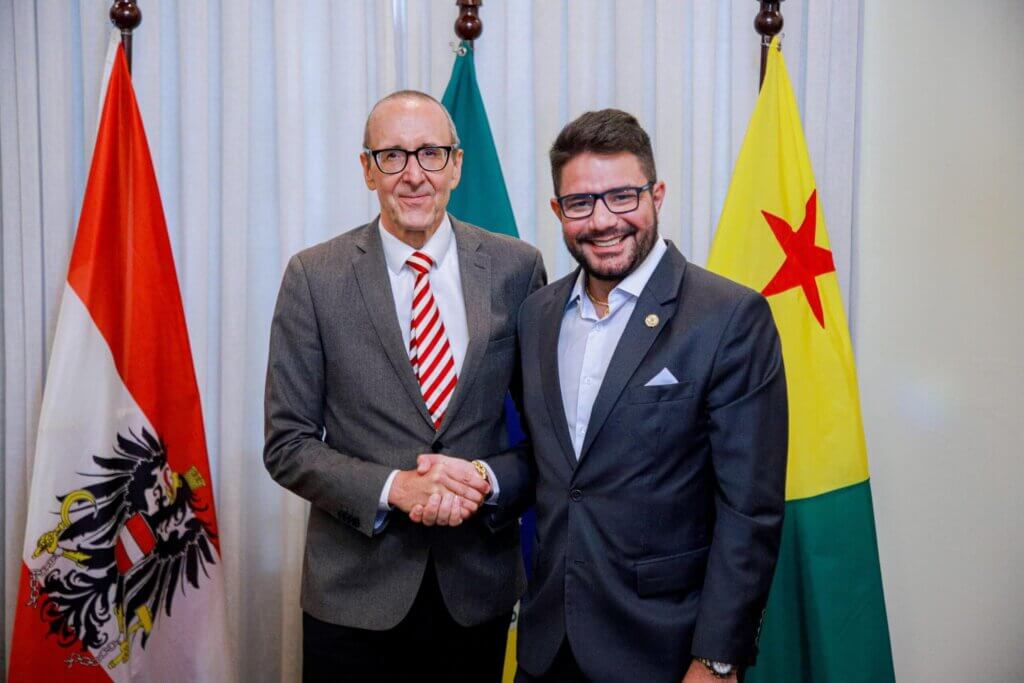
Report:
707,37,895,682
441,42,518,237
440,41,526,683
754,482,892,681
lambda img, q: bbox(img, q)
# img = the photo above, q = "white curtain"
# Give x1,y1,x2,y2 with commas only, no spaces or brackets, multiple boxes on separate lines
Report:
0,1,862,679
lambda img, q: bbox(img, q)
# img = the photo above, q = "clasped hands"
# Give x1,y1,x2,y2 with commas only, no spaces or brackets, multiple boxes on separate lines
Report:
387,454,490,527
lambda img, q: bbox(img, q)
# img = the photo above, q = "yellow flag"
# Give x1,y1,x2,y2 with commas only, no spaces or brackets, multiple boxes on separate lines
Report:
707,37,868,501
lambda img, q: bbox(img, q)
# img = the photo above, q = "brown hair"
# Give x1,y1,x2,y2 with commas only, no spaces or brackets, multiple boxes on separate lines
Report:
549,109,657,193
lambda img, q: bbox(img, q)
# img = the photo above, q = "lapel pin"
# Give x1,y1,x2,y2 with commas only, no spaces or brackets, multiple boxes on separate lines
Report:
645,314,659,328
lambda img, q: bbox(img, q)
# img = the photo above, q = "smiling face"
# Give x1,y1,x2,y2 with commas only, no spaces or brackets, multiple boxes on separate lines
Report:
553,151,665,286
361,96,463,248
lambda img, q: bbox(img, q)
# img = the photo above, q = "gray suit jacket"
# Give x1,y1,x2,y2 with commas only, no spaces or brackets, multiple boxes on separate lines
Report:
264,216,545,629
512,243,787,682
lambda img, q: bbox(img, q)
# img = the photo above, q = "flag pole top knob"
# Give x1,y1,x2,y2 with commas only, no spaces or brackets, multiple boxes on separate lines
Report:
755,1,784,90
455,0,483,43
109,0,142,33
754,1,784,45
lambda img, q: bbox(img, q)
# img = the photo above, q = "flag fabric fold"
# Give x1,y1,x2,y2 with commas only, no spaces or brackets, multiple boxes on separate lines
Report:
707,37,895,682
8,43,233,681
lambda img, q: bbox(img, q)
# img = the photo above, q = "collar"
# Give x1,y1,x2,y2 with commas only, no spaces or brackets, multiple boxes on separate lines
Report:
379,213,454,275
565,237,668,313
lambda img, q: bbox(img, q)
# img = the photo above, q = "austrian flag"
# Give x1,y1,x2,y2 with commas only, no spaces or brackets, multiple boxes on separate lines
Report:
8,43,233,680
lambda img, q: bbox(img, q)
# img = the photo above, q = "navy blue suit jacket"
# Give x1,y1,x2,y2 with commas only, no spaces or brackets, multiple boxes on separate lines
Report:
511,243,788,682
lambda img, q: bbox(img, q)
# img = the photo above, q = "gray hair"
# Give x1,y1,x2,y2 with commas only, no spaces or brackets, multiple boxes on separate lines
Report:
362,90,460,149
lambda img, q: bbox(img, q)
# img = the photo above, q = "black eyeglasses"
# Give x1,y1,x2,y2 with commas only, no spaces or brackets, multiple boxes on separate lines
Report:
556,182,655,219
364,145,459,174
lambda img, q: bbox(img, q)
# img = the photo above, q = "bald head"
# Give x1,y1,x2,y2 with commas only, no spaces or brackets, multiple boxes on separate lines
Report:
362,90,460,150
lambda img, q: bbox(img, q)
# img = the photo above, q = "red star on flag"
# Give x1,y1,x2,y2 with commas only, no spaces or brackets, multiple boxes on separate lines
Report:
760,190,836,328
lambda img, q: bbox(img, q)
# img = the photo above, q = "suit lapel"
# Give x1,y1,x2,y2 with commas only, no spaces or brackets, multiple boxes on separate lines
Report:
577,246,688,463
351,219,436,430
539,272,581,472
436,218,489,440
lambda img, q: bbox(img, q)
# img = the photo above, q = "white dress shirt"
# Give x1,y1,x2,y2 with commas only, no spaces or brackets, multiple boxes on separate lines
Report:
374,215,497,527
378,214,469,374
559,238,668,457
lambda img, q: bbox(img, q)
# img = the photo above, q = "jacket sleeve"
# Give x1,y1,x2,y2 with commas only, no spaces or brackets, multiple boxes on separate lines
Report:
691,290,788,665
263,254,393,538
483,249,547,531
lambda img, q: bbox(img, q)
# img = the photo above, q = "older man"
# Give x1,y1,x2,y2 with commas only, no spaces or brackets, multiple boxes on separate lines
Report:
264,90,545,682
511,109,788,682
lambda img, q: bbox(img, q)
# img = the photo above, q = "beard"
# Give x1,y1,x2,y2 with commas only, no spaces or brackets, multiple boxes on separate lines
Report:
565,213,659,282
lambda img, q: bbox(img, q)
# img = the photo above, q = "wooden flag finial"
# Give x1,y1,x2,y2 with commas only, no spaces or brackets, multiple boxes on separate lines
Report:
109,0,142,73
455,0,483,44
755,1,784,90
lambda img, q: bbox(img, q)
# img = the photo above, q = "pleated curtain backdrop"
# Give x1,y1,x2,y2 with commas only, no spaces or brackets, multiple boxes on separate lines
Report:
0,1,861,679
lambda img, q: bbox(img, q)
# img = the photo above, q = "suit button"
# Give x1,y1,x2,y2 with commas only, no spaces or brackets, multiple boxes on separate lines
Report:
431,439,444,452
569,488,582,502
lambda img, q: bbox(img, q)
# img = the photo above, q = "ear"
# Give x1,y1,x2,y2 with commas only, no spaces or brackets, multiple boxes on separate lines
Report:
550,197,564,221
361,152,376,190
448,147,464,190
651,180,666,214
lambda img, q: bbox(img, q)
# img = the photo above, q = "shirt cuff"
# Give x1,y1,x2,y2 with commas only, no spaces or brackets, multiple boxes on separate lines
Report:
480,461,500,505
374,469,400,531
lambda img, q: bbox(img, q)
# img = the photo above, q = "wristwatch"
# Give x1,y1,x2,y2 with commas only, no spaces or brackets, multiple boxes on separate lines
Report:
471,459,489,484
697,658,735,679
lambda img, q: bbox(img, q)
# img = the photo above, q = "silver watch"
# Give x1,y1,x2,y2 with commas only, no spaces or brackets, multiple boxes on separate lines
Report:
697,658,735,678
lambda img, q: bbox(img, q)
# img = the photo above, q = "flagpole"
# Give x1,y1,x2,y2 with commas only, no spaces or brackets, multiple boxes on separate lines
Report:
109,0,142,74
755,1,784,90
455,0,483,47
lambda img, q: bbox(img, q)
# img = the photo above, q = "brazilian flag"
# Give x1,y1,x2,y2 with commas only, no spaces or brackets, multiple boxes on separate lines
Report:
442,42,517,238
708,37,895,682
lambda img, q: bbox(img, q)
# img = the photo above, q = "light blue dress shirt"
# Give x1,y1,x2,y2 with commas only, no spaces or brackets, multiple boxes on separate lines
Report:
559,238,668,458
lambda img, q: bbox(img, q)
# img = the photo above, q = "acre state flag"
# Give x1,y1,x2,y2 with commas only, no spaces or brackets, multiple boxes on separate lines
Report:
8,43,233,681
707,37,895,682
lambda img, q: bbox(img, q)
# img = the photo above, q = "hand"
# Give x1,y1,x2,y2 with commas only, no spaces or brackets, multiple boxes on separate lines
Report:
406,454,490,526
414,453,491,502
388,454,489,522
682,660,738,683
409,492,465,527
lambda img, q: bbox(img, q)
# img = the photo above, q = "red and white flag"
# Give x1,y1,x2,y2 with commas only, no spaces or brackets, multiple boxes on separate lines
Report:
8,41,232,681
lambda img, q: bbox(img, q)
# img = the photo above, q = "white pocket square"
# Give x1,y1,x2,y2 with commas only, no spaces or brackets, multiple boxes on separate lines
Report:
644,368,679,387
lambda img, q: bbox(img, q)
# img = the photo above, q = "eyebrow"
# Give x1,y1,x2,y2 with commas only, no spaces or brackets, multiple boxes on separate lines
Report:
371,142,452,149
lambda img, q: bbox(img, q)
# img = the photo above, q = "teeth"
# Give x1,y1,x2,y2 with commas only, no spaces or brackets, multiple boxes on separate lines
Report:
593,236,624,247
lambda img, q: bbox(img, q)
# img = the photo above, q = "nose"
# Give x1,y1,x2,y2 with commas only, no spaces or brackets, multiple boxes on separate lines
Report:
590,197,619,230
400,155,426,186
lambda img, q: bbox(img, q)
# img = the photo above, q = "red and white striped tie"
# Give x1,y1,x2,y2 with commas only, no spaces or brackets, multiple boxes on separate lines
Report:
407,251,458,429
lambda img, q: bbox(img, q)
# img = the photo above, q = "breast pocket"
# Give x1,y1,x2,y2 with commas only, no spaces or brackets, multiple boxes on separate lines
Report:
614,380,697,456
623,380,695,404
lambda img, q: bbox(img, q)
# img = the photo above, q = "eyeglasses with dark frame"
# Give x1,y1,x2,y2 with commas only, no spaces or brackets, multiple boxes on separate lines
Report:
555,181,655,219
363,145,459,175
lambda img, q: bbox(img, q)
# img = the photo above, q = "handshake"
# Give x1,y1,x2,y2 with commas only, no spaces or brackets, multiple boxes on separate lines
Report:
387,454,492,527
